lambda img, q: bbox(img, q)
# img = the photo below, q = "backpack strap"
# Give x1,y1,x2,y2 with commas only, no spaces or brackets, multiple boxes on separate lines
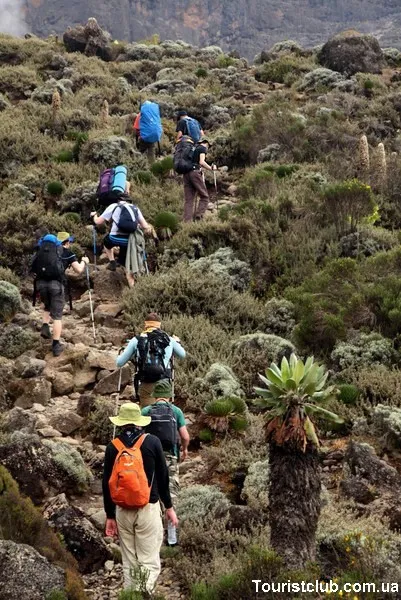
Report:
133,433,148,449
112,438,125,452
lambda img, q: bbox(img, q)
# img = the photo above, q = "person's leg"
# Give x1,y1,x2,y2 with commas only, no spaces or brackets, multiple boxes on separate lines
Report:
49,281,65,356
135,502,164,593
146,143,155,165
190,170,210,219
103,234,116,269
116,507,140,589
139,382,155,408
164,453,179,545
183,173,196,222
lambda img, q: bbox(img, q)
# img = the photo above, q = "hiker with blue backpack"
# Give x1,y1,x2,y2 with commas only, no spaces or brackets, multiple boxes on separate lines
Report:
91,170,153,288
175,109,204,141
133,100,163,164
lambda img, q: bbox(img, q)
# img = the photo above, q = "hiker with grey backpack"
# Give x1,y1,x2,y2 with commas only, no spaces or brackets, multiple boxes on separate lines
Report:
141,379,190,547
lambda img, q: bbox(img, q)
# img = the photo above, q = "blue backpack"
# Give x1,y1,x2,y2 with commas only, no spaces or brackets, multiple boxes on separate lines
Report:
140,101,163,144
185,117,201,142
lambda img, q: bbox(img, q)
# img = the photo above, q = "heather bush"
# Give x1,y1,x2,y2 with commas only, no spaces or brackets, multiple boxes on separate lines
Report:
190,247,251,292
177,485,230,524
331,332,394,371
0,280,22,321
43,440,92,492
241,459,270,510
203,363,243,400
230,333,295,396
0,466,86,600
0,267,20,287
341,365,401,407
320,179,376,235
255,55,314,86
86,396,115,444
264,297,296,338
0,324,38,359
371,404,401,449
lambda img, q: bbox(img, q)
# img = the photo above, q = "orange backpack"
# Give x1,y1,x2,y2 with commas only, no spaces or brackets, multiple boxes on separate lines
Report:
109,434,151,509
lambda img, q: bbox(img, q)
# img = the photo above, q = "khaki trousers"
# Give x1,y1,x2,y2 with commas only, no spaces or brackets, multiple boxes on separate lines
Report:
116,502,163,593
183,169,210,222
138,382,155,408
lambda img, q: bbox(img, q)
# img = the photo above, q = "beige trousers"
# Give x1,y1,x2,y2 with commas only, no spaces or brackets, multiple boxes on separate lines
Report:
116,502,164,593
138,382,155,407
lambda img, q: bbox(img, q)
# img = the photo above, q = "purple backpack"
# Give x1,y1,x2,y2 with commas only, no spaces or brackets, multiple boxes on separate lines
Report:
97,168,116,207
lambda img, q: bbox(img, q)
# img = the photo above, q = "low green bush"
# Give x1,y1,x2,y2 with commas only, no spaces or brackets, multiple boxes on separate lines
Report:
0,324,38,358
0,267,20,287
133,170,154,185
151,156,173,177
0,280,21,321
321,179,376,235
46,181,65,196
55,149,74,163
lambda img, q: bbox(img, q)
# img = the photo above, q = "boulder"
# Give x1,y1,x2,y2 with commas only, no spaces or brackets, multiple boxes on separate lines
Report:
52,372,75,396
94,302,124,326
339,476,377,504
87,349,118,371
45,343,89,370
10,377,51,409
141,79,194,95
93,268,127,301
63,18,114,61
44,494,112,573
74,368,98,390
318,31,385,76
1,407,37,434
0,434,88,503
14,356,46,379
343,441,401,488
93,364,131,395
49,410,83,435
0,540,65,600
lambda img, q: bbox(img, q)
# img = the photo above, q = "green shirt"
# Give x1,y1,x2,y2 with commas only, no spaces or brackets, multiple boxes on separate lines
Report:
141,401,186,458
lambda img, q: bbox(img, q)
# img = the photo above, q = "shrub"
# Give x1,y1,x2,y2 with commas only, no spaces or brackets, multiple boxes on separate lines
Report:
63,212,81,224
204,396,248,433
0,267,20,287
43,440,92,491
338,384,360,405
150,156,173,177
240,459,270,510
47,181,65,196
55,149,74,163
153,211,179,235
195,67,208,78
199,429,214,442
133,170,154,185
255,55,313,85
230,333,295,396
0,466,86,600
237,167,275,200
264,297,295,338
203,363,243,400
0,280,21,321
0,324,38,359
46,592,68,600
86,396,115,444
321,179,376,235
371,404,401,449
177,485,230,524
342,365,401,407
331,332,394,371
190,247,251,292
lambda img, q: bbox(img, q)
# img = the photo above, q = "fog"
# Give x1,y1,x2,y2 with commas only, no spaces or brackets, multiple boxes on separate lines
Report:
0,0,28,36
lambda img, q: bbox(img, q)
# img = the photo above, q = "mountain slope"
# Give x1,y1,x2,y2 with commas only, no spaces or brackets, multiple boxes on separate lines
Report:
25,0,401,59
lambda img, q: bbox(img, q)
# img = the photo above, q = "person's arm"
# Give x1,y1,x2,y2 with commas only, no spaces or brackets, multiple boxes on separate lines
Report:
137,209,152,234
179,425,190,461
70,256,89,275
102,443,119,537
199,152,215,171
171,337,186,359
153,436,173,509
116,337,138,368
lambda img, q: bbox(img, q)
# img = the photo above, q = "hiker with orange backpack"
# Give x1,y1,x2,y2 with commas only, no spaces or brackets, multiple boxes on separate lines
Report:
103,402,178,594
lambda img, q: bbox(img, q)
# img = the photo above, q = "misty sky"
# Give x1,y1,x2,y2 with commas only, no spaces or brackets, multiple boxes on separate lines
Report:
0,0,28,36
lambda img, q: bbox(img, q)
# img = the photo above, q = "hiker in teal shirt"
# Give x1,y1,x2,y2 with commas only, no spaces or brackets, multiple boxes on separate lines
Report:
142,380,190,546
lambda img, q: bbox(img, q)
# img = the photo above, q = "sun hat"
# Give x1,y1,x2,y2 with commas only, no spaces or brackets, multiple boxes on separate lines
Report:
109,402,151,427
199,137,212,146
152,379,173,399
57,231,75,243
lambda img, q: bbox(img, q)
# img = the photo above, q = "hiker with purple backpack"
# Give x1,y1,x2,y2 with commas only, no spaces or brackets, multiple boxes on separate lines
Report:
91,167,153,288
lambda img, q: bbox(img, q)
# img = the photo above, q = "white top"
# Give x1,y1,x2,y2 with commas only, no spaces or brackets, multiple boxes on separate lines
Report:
101,201,144,235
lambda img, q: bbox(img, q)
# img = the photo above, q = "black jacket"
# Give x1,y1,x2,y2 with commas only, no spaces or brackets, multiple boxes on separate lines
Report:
102,427,172,519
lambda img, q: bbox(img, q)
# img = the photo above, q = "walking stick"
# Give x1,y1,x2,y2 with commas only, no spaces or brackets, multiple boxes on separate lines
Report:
171,356,175,403
213,168,218,210
85,265,96,342
92,226,97,270
112,367,123,439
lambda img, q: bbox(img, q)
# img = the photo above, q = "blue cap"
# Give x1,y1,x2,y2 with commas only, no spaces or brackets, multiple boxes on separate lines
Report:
39,234,61,246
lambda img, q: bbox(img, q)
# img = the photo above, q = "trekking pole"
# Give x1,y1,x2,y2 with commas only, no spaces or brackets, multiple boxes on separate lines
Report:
92,226,97,270
213,168,218,210
112,367,123,439
171,356,175,403
85,265,96,342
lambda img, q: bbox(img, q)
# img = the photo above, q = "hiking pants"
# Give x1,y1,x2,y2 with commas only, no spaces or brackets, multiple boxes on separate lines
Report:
137,138,156,164
138,382,155,408
37,279,65,320
164,453,179,500
116,502,163,593
103,233,129,266
183,169,210,222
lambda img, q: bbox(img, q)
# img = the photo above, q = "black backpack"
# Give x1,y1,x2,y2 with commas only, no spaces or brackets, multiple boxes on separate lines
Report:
136,330,171,383
112,203,139,234
31,241,65,282
145,402,177,451
173,136,195,174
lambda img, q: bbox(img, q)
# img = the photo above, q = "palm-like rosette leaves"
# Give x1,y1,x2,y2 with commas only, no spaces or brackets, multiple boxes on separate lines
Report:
254,354,341,450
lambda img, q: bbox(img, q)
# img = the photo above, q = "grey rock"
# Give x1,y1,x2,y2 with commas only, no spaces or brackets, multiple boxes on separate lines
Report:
318,31,385,76
93,364,131,395
14,356,46,378
141,79,194,95
344,441,401,488
0,540,65,600
49,410,83,435
1,407,37,434
11,377,51,409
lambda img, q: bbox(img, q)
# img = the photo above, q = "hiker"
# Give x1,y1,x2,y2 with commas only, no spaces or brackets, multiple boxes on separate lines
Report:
103,402,178,594
116,312,186,407
181,137,217,222
133,101,163,164
142,379,190,546
91,182,153,288
32,232,89,356
176,109,204,142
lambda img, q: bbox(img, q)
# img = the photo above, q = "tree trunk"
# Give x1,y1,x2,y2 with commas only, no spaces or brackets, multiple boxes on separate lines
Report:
269,441,321,570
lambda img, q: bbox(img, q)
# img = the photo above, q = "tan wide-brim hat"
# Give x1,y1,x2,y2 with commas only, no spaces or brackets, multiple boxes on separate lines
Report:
109,402,151,427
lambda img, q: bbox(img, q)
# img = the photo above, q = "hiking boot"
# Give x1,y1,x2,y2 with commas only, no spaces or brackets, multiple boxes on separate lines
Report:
52,341,64,357
107,260,117,271
40,323,51,339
